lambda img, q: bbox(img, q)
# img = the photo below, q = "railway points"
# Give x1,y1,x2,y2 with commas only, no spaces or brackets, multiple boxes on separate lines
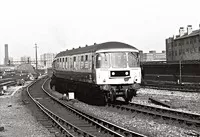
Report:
1,42,200,136
26,76,146,137
46,75,200,136
1,72,199,136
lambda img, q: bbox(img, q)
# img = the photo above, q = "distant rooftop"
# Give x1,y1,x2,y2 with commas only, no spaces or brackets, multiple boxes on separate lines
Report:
173,24,200,40
175,29,200,40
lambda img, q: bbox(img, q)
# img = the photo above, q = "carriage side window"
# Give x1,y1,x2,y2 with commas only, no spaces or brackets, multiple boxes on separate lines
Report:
73,57,76,62
63,58,64,62
85,55,88,61
65,57,68,69
81,56,84,61
70,58,73,69
128,52,139,67
96,53,110,68
60,58,61,62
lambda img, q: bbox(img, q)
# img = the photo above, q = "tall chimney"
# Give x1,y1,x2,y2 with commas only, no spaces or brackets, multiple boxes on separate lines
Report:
4,44,9,65
187,25,192,35
179,27,184,36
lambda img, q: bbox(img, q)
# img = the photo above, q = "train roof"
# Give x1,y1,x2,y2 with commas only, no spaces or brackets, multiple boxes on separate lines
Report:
55,41,138,58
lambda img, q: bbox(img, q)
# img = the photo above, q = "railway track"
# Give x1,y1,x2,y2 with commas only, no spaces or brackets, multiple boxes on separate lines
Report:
0,78,13,82
26,76,146,137
0,80,17,95
141,82,200,92
0,80,16,87
0,75,28,90
108,101,200,127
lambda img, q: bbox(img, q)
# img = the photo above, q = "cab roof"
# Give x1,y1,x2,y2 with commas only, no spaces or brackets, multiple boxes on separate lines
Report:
55,41,138,58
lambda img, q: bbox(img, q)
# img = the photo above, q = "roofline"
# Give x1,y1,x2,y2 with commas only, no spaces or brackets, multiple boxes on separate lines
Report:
175,33,199,40
96,48,139,53
55,41,138,58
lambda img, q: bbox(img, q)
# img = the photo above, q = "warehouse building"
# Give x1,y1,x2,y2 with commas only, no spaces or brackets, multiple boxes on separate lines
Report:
166,24,200,61
140,50,166,62
40,53,56,68
20,56,31,64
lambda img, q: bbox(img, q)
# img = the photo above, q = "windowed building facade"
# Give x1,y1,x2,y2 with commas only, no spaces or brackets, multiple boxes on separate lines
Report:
140,50,166,62
40,53,56,68
166,25,200,61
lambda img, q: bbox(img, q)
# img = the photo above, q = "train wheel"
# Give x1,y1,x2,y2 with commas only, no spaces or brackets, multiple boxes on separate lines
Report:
108,89,116,103
104,94,108,104
124,89,131,103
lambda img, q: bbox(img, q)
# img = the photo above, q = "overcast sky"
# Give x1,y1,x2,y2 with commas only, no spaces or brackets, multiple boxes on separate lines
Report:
0,0,199,64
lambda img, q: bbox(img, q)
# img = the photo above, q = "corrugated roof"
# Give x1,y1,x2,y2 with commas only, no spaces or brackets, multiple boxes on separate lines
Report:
55,41,138,58
175,29,200,40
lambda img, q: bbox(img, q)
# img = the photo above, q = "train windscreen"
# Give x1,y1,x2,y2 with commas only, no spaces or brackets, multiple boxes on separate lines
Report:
96,52,139,68
128,52,139,67
111,52,127,68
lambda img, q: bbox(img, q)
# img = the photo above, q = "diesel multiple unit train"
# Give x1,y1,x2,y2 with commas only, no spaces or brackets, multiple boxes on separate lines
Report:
50,41,141,104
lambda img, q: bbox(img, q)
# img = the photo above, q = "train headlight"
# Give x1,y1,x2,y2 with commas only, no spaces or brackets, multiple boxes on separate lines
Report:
125,72,129,75
112,72,115,75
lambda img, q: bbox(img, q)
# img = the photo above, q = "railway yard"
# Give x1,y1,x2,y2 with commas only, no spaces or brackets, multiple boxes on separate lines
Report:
1,75,200,137
1,0,200,136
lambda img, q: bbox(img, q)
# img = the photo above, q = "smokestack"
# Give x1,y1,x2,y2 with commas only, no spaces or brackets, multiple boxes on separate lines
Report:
4,44,9,65
187,25,192,35
179,27,184,36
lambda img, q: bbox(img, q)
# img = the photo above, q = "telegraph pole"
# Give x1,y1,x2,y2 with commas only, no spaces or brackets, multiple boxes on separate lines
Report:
34,43,38,70
179,60,181,84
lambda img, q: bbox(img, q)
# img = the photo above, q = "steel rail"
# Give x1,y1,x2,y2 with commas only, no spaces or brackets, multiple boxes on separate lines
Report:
108,101,200,126
27,77,96,137
142,83,200,92
35,100,96,137
42,78,147,137
0,81,16,86
34,100,76,137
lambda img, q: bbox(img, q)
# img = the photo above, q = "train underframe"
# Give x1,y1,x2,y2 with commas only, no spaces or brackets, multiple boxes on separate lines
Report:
50,75,106,105
100,84,140,103
50,74,140,105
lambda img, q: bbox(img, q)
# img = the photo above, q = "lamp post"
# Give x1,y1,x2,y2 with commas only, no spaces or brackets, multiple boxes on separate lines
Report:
179,42,183,84
179,60,181,84
34,43,38,70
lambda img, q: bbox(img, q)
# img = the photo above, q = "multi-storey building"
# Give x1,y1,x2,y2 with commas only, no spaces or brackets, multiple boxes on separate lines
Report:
40,53,56,68
8,57,13,65
140,50,166,62
166,24,200,61
20,56,31,64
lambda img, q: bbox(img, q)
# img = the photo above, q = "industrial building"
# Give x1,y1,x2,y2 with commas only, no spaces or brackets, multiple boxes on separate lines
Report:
20,56,31,64
40,53,56,68
166,24,200,61
140,50,166,62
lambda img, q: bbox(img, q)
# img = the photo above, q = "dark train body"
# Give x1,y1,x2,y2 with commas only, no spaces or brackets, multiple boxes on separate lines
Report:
141,60,200,85
50,42,141,105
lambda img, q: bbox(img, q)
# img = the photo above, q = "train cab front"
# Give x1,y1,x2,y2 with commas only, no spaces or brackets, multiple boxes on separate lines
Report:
95,50,141,103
